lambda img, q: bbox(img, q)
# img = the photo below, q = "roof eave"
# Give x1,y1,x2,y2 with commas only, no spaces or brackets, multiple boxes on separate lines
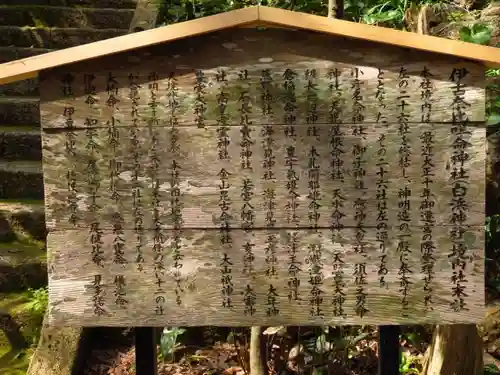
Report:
0,5,499,86
0,6,260,86
259,6,500,69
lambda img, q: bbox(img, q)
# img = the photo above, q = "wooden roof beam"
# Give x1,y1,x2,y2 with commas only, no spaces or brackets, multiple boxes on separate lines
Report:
0,6,499,86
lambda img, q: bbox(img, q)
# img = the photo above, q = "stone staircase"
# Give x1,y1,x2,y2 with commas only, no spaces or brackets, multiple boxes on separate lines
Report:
0,0,138,290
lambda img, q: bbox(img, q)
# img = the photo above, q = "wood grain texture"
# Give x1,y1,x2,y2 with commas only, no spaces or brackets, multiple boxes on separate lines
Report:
39,28,486,127
46,227,484,327
257,6,500,68
42,123,486,230
39,27,486,327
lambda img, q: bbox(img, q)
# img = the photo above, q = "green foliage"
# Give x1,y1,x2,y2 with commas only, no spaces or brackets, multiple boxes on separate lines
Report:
152,0,447,27
158,327,186,363
487,69,500,127
154,0,326,25
19,287,48,346
23,287,48,318
399,352,420,375
485,213,500,298
484,364,500,374
400,328,428,349
264,325,377,374
304,326,371,357
459,23,493,45
351,0,414,28
486,214,500,244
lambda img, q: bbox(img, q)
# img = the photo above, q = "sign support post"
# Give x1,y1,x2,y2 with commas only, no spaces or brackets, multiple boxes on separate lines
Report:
135,327,157,375
378,325,400,375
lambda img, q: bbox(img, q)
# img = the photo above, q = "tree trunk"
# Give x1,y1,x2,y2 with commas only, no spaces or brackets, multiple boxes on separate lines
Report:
0,309,28,349
249,326,266,375
422,324,483,375
328,0,344,19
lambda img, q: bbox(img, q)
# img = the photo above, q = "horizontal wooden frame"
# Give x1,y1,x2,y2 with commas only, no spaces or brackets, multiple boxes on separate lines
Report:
39,48,486,129
258,7,500,68
41,122,486,230
1,6,499,86
46,226,485,326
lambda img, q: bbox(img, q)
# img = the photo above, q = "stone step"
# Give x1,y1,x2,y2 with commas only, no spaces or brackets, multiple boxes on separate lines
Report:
1,0,138,9
0,46,52,63
0,6,134,30
0,243,46,292
0,200,46,242
0,26,125,49
0,48,50,97
0,160,44,200
0,49,45,101
0,97,39,127
0,200,46,292
0,126,42,161
0,77,39,97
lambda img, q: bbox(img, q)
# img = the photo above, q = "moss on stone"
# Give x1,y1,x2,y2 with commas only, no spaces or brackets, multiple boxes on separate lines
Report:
0,198,44,206
0,242,47,292
0,345,34,375
0,200,46,242
0,242,45,265
0,290,47,375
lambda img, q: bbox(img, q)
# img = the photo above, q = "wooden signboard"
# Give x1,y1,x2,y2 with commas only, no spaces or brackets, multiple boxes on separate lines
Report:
39,26,486,326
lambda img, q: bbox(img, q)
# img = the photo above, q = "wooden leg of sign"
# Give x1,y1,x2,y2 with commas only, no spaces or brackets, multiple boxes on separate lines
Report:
378,325,400,375
135,327,157,375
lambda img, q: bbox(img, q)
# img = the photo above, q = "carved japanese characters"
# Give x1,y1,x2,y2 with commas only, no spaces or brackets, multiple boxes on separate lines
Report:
40,28,485,327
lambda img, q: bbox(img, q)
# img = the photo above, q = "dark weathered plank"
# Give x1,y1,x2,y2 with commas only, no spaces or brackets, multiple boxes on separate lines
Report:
46,227,484,327
42,123,485,230
39,28,485,128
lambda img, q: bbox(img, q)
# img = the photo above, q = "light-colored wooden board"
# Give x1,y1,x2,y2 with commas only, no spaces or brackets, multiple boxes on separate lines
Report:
42,122,485,230
46,227,485,327
1,6,499,86
39,24,487,328
39,28,485,128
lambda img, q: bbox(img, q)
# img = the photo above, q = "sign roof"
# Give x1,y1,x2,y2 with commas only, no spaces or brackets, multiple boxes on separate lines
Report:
0,5,498,86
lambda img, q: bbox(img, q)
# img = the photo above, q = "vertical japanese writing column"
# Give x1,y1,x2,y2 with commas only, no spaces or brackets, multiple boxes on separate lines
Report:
351,67,369,318
128,73,146,272
237,69,258,316
83,73,106,316
375,69,389,288
256,68,277,317
168,73,184,306
249,68,277,317
148,72,166,316
283,68,301,305
105,72,128,311
397,68,412,317
212,69,233,310
378,67,399,375
419,67,437,310
448,68,472,312
305,69,324,318
328,68,347,318
61,73,79,228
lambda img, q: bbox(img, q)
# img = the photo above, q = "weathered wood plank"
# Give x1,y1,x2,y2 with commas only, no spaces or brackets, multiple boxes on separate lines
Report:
46,226,484,327
39,28,485,128
40,27,487,328
42,123,486,230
